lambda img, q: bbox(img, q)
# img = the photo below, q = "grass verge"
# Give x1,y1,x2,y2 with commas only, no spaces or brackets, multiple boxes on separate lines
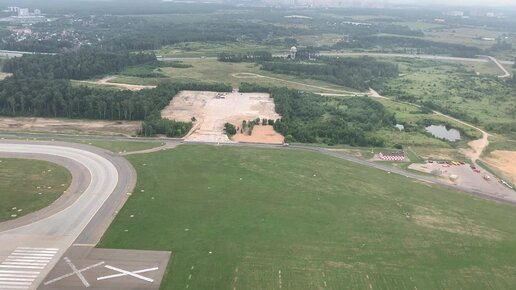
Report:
0,158,71,222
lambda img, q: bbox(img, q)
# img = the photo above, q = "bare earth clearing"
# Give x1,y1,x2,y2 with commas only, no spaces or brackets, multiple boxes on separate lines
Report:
484,150,516,185
0,117,141,136
161,90,281,143
79,76,156,91
232,125,284,144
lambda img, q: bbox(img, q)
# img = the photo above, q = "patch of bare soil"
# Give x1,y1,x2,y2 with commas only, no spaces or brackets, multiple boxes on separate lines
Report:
0,117,141,136
483,150,516,184
78,76,156,91
0,72,12,80
232,125,284,144
161,90,281,143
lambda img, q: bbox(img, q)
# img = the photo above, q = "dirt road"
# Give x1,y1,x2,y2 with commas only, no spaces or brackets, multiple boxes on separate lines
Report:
78,76,157,91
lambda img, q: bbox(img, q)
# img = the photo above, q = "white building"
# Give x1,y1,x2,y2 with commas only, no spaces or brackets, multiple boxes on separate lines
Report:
18,8,30,17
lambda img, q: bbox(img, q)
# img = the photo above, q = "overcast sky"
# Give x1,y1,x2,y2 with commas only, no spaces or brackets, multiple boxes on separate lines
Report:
385,0,515,7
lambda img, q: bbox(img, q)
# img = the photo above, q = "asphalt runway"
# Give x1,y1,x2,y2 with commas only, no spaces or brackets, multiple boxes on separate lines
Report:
0,141,136,290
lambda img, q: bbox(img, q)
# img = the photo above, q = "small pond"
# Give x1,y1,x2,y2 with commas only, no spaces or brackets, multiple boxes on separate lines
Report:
425,125,461,141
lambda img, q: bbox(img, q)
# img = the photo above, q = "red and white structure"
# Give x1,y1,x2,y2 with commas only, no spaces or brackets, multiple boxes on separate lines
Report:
379,151,405,161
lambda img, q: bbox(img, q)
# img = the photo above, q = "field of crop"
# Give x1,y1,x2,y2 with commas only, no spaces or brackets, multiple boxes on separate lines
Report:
0,158,71,222
99,145,516,290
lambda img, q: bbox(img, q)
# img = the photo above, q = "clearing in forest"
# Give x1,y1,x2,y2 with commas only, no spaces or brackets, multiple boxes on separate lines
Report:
161,90,282,143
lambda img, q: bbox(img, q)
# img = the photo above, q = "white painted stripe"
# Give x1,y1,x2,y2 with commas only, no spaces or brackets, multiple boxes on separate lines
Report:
13,250,57,255
5,259,49,263
0,285,29,290
0,265,44,270
0,271,39,275
11,251,56,257
8,256,51,260
0,274,37,278
97,267,158,281
10,253,54,257
101,265,155,283
16,247,58,251
2,263,47,267
0,281,32,285
43,261,105,286
0,277,34,282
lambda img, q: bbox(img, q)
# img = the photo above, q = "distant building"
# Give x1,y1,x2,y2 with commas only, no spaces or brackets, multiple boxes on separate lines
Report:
34,9,41,15
8,6,20,13
18,8,30,17
443,11,464,17
290,46,297,60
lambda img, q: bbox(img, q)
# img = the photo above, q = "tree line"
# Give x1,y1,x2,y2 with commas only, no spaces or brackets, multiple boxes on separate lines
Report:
239,83,395,146
0,50,232,137
2,50,157,80
217,51,272,62
260,57,399,91
332,36,482,58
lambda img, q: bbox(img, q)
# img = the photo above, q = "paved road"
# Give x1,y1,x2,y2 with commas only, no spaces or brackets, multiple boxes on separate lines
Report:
0,141,136,290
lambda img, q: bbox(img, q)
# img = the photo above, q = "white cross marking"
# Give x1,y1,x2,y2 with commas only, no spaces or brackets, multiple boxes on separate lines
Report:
97,265,158,283
43,258,104,287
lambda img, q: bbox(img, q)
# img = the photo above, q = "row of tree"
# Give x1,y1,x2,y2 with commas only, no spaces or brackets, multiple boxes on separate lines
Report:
239,83,395,146
217,51,272,62
2,50,157,80
0,77,231,121
260,57,399,91
332,36,482,58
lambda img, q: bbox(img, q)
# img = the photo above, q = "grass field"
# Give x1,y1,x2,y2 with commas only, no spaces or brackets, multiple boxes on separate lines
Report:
100,145,516,290
0,158,71,222
75,140,164,153
380,59,516,137
110,59,360,94
155,41,286,58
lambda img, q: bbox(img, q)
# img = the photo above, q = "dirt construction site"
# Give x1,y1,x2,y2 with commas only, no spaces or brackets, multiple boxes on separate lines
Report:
161,90,282,143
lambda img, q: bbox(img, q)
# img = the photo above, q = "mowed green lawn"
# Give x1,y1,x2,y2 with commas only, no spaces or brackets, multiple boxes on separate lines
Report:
0,158,71,222
99,146,516,290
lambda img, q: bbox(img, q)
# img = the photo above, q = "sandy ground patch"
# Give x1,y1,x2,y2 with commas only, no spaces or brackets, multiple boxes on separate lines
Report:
0,117,141,136
483,150,516,184
232,125,284,144
161,90,281,143
0,72,12,80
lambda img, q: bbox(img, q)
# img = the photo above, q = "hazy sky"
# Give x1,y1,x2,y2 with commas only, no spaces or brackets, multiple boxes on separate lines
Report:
387,0,516,7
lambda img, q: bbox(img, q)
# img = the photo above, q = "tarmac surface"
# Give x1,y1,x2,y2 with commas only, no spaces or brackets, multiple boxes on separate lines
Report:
38,246,170,290
0,141,137,290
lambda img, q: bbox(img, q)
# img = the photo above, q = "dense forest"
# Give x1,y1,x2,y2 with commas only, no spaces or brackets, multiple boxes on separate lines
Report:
239,83,395,146
0,50,232,137
2,50,157,80
260,57,399,91
332,36,482,57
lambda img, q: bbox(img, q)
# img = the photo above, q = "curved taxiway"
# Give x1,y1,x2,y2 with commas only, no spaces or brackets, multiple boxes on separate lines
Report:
0,141,136,290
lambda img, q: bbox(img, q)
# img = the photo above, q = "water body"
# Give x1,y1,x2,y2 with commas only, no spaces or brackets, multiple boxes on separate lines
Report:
425,125,461,141
395,124,404,131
